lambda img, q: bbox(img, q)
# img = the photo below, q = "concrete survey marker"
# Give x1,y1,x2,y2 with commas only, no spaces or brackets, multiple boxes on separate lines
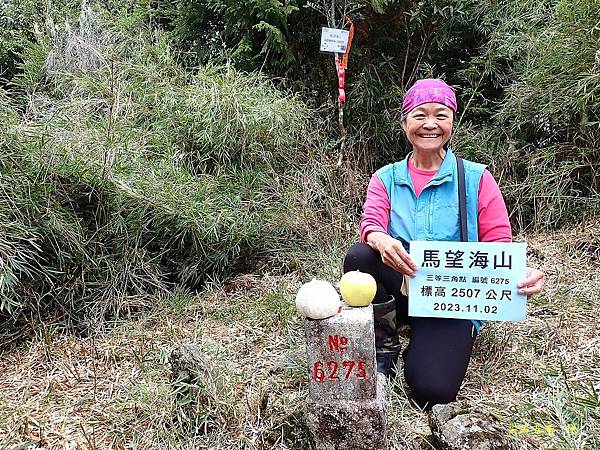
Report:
304,305,386,450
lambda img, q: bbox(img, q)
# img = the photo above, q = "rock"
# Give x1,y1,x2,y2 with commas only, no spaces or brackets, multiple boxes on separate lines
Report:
304,305,378,401
170,344,213,387
429,402,516,450
169,343,221,429
304,305,387,450
305,374,387,450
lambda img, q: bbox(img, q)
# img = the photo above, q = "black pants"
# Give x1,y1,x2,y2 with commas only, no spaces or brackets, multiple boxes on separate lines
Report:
343,243,476,409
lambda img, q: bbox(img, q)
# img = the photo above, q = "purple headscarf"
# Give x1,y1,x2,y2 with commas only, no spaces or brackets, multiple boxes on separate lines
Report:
401,79,457,118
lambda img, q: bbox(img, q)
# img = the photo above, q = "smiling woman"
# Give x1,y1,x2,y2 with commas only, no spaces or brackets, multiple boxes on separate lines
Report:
341,78,545,410
402,104,453,160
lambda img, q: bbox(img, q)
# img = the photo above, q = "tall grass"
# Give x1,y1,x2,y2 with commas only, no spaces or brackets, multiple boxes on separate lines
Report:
0,4,353,340
453,0,600,230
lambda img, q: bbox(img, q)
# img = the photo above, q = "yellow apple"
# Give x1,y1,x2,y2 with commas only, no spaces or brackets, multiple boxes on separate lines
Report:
339,270,377,307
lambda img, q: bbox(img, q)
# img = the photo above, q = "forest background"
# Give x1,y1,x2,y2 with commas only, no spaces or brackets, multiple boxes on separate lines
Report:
0,0,598,448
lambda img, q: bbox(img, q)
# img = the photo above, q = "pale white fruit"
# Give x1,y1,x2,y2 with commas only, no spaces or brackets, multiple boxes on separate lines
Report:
339,270,377,307
295,278,340,319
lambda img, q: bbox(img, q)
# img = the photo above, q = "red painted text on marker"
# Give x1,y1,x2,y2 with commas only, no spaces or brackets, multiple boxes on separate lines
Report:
312,360,367,382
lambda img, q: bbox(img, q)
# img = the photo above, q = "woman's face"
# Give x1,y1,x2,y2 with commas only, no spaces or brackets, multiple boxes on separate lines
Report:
402,103,453,154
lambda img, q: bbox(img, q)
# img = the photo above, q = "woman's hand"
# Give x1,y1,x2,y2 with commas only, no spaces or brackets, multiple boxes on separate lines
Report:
517,267,545,297
366,232,418,276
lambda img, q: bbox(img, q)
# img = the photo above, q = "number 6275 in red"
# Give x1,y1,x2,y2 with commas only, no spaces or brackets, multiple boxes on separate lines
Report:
312,360,367,382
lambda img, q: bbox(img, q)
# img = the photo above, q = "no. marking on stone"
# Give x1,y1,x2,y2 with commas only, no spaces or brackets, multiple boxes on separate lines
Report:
310,334,368,382
328,334,348,354
312,359,367,382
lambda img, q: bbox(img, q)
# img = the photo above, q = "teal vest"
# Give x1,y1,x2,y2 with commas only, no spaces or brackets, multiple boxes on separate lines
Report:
376,149,486,332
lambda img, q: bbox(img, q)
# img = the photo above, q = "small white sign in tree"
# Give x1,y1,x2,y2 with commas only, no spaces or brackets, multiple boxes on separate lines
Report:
320,27,350,53
310,1,390,164
310,1,361,165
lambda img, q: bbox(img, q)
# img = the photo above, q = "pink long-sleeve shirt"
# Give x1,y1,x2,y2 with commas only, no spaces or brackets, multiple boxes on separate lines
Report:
360,160,512,243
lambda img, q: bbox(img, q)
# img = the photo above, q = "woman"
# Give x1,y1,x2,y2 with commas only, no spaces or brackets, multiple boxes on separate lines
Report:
343,78,544,409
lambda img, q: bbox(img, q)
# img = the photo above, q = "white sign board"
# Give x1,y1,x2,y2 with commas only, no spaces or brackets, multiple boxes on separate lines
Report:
320,27,349,53
409,241,527,322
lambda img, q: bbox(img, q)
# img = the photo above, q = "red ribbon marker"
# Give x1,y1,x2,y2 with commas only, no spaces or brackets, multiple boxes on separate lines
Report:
340,17,354,70
335,17,354,104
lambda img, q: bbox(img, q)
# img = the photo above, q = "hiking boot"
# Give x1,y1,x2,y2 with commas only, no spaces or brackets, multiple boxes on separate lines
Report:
373,296,401,377
376,352,399,377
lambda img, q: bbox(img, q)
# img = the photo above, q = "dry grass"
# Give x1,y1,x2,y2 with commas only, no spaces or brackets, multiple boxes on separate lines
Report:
0,224,598,449
0,272,309,449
